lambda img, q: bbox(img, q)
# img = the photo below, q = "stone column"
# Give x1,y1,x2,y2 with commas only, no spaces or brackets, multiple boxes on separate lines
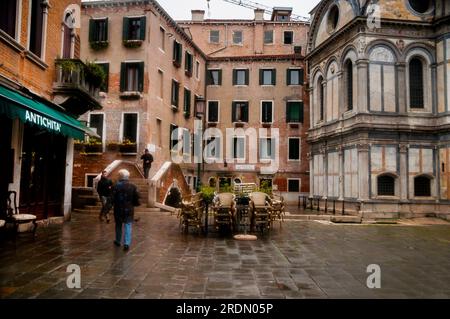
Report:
63,138,75,221
399,144,409,201
396,62,407,114
356,59,369,113
357,143,370,201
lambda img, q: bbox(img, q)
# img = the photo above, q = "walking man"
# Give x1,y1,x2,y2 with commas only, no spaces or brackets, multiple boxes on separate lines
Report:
97,170,113,223
141,148,153,179
112,169,140,251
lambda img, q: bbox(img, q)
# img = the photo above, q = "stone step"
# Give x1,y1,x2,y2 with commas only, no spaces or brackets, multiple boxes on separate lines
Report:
330,216,362,224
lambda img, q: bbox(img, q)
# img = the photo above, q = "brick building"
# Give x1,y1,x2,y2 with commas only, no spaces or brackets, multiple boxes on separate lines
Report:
0,0,100,220
74,0,207,191
307,0,450,219
178,8,310,203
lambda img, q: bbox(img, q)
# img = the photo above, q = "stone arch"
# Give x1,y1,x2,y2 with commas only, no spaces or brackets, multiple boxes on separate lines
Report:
341,45,358,65
366,40,401,62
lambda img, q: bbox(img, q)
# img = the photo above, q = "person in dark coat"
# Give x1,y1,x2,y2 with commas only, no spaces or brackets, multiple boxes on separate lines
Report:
96,170,113,223
112,169,140,251
141,149,153,179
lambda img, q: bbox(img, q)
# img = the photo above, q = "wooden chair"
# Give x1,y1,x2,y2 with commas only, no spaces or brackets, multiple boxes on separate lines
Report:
269,194,285,228
179,192,204,233
212,193,236,232
6,191,38,239
249,192,271,234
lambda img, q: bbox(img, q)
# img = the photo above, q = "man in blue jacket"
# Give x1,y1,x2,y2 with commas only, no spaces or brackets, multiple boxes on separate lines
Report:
112,169,140,251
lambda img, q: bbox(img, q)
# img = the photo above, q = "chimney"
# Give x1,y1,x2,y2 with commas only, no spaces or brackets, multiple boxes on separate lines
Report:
191,10,205,22
254,9,265,21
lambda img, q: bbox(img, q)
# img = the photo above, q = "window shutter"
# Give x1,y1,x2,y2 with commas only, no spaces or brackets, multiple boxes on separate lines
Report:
286,102,291,123
120,63,126,92
206,70,212,85
89,19,95,42
299,101,304,123
287,69,291,85
105,18,109,41
259,69,264,85
232,70,237,85
299,69,304,85
138,62,144,92
245,69,249,85
232,102,237,122
123,17,129,41
272,69,277,85
172,41,177,61
218,70,222,85
139,16,146,40
243,103,249,122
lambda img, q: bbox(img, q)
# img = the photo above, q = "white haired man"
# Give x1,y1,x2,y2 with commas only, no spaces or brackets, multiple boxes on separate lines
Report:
112,169,140,251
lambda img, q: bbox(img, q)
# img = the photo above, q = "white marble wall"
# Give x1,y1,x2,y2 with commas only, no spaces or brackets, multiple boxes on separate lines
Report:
313,154,325,196
344,148,359,198
327,152,339,197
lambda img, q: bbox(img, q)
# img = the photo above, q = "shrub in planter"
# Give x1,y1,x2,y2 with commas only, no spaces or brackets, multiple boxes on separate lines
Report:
85,62,106,88
90,41,109,50
123,40,143,48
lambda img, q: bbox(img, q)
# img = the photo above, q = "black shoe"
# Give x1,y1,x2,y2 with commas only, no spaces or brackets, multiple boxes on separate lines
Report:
123,245,129,251
113,241,120,247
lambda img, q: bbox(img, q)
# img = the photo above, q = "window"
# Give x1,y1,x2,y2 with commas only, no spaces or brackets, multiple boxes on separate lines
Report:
123,113,138,144
171,80,179,108
169,124,179,151
182,129,191,155
206,137,221,159
89,18,108,44
207,101,219,123
260,138,275,160
207,69,222,86
409,58,424,108
261,101,273,124
286,101,303,123
319,76,324,121
327,5,339,32
408,0,432,14
232,102,249,123
29,0,45,57
288,138,300,161
260,69,276,86
210,30,220,43
185,52,193,76
233,137,245,159
156,119,162,147
123,16,146,41
414,176,431,197
283,31,293,45
120,62,144,92
345,60,353,111
264,30,273,44
233,69,249,86
195,61,200,79
288,179,300,192
173,40,182,67
158,70,163,98
287,69,303,86
183,88,191,117
89,114,104,141
233,31,243,45
96,63,109,92
159,27,165,50
378,175,395,196
0,0,17,38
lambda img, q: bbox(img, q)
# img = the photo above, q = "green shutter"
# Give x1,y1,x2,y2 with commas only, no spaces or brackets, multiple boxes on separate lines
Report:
259,69,264,85
299,69,304,85
232,70,237,85
218,70,222,85
206,70,212,85
232,102,236,122
100,63,109,92
140,16,146,40
287,69,291,85
272,69,277,85
245,69,249,85
120,63,126,92
243,103,249,122
299,101,304,123
123,17,129,41
138,62,144,92
286,102,290,123
104,18,109,41
89,19,95,42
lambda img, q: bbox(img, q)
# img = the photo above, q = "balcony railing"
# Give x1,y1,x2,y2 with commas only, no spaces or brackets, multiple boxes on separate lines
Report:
53,59,102,116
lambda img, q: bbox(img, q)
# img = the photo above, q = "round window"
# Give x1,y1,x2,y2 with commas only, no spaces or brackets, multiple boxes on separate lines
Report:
408,0,432,14
327,5,339,33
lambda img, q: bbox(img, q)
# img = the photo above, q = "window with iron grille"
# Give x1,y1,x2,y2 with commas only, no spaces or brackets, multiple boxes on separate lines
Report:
414,176,431,197
346,60,353,111
377,175,395,196
409,58,424,108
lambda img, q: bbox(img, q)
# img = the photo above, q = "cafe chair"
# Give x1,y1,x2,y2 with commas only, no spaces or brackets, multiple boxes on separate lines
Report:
249,192,272,234
6,191,38,239
212,193,236,232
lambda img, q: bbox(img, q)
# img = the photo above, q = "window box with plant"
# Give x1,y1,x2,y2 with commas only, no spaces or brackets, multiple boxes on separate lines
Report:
122,16,146,48
119,140,137,153
89,18,109,50
84,138,103,154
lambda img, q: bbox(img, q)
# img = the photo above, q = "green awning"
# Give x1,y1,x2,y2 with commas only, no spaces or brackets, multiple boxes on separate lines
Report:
0,84,87,140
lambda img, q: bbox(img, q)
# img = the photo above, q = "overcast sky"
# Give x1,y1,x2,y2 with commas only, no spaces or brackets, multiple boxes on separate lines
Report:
154,0,321,20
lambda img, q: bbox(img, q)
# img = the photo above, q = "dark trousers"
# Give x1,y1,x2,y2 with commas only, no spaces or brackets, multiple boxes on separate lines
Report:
144,166,150,179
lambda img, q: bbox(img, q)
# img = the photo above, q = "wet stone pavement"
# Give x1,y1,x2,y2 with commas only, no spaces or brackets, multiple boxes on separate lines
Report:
1,212,450,299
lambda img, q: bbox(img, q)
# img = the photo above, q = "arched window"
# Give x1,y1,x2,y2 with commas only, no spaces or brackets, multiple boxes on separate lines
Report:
378,175,395,196
409,57,424,108
318,76,324,121
345,60,353,111
414,176,431,197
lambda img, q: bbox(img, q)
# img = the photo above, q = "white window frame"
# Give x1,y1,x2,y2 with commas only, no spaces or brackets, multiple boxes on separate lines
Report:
157,68,164,100
288,137,301,162
85,174,99,188
260,100,274,124
120,112,140,149
287,99,303,124
259,137,275,161
195,60,200,80
159,26,166,52
232,100,249,124
88,112,106,151
27,0,48,61
209,30,220,44
207,100,220,124
263,29,274,45
15,0,22,42
207,68,221,86
232,30,243,45
283,30,294,45
234,68,249,87
205,136,221,160
233,136,246,160
261,68,276,86
287,68,302,86
287,178,301,192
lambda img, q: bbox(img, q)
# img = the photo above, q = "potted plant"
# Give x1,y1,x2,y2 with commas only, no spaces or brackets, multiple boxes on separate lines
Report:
123,39,143,48
84,138,103,153
119,139,137,153
84,62,106,89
